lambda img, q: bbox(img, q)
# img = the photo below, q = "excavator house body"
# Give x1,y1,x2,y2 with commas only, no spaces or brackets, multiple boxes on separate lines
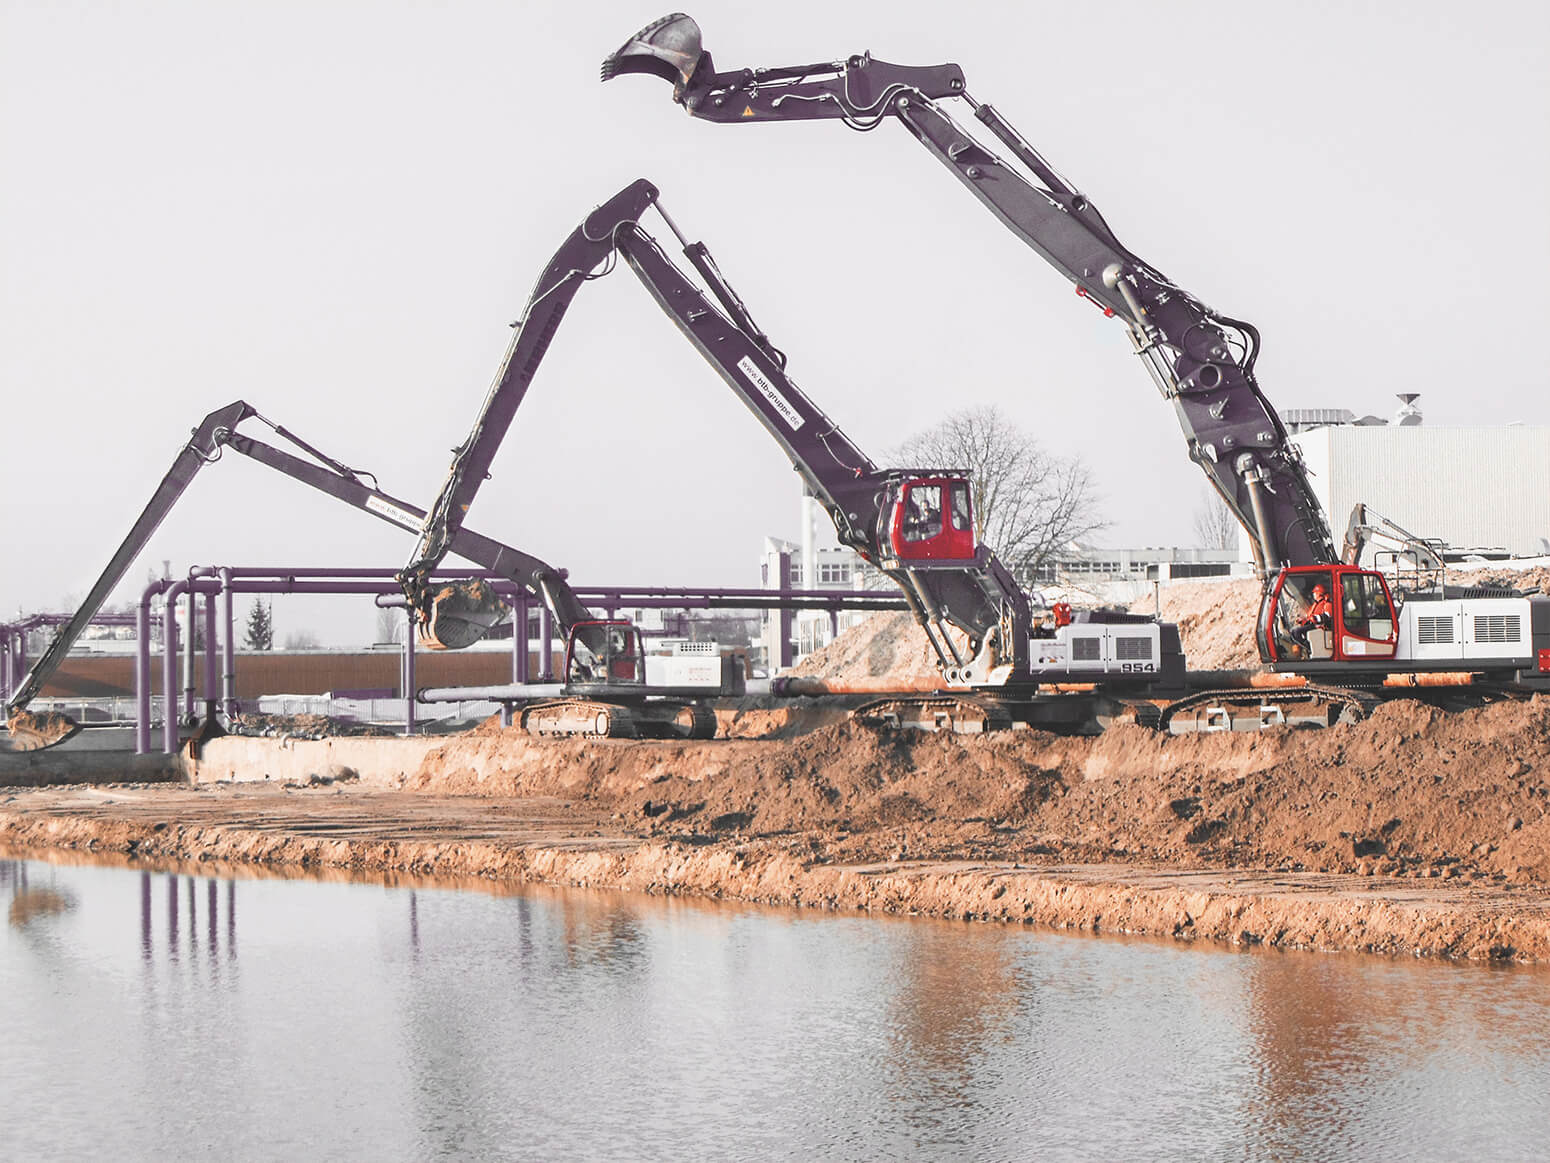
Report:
1265,565,1550,682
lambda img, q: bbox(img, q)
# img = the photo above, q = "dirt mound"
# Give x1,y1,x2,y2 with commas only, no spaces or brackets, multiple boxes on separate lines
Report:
1451,564,1550,595
791,579,1265,680
1130,578,1263,671
788,612,942,681
411,694,1550,885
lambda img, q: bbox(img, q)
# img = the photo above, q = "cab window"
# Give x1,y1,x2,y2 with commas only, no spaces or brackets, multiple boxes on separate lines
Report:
949,482,973,533
1340,573,1394,641
1273,570,1334,656
901,485,944,542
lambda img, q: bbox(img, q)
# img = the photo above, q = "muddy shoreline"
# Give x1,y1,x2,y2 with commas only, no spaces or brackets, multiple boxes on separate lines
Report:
4,791,1545,962
6,693,1550,964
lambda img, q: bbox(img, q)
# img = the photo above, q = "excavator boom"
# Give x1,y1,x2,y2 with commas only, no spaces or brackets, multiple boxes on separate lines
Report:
603,15,1339,577
403,178,1035,680
5,403,591,718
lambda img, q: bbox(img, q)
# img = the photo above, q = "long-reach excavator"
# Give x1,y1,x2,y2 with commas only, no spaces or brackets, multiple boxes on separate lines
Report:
602,15,1550,720
399,177,1182,732
3,400,738,743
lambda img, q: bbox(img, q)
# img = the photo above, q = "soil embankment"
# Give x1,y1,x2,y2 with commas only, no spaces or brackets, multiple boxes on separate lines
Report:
5,695,1550,962
8,574,1550,961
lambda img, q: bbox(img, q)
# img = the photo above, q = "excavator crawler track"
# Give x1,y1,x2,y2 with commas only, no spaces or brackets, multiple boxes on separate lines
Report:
1094,699,1164,731
519,699,639,739
632,701,720,740
853,695,1013,734
1161,686,1380,734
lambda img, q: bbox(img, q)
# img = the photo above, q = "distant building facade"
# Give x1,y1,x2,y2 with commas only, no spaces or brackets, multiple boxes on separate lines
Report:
1289,424,1550,559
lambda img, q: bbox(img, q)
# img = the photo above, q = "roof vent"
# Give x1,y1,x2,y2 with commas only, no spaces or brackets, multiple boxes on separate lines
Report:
1394,393,1423,426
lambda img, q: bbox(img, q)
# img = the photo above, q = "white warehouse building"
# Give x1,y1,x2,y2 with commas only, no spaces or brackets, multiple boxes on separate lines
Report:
1287,408,1550,559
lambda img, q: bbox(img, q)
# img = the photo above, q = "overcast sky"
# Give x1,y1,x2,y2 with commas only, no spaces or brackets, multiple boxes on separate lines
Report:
3,0,1546,644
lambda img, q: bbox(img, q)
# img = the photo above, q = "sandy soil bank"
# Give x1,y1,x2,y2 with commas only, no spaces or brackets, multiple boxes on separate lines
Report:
5,694,1549,962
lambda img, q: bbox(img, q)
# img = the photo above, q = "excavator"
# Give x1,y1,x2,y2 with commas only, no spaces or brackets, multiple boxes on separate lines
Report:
602,15,1550,723
3,400,739,745
399,177,1182,733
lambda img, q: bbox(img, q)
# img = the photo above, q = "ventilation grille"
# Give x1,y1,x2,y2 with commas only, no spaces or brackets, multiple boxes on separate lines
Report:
1072,638,1100,661
1115,636,1153,660
1473,615,1522,644
1417,616,1454,645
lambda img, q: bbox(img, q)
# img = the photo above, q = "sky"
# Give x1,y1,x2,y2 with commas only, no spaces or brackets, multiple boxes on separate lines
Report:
3,0,1547,644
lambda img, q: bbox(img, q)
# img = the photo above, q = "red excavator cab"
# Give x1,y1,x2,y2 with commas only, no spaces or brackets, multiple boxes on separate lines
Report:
565,620,646,686
886,476,978,564
1263,565,1399,664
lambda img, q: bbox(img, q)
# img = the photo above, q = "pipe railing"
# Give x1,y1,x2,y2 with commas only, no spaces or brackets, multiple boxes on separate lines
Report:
12,566,908,753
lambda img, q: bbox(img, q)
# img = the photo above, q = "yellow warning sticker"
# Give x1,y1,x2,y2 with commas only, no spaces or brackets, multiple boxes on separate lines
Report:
742,105,755,117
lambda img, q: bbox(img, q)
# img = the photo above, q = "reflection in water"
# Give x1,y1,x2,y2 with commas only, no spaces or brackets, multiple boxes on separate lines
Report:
4,857,75,927
104,864,242,970
139,871,151,961
2,856,1547,1159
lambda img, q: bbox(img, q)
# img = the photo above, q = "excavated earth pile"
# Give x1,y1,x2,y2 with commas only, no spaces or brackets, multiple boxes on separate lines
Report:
5,696,1550,962
405,698,1550,885
8,567,1550,961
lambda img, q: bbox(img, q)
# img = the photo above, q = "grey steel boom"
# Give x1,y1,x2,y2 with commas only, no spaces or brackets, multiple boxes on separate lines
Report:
401,178,1034,680
602,14,1339,579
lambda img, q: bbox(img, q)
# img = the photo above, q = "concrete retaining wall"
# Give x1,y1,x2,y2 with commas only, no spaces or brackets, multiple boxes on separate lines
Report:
189,736,442,788
0,750,182,787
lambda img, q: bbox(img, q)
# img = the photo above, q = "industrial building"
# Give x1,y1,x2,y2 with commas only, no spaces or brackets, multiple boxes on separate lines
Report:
1288,415,1550,560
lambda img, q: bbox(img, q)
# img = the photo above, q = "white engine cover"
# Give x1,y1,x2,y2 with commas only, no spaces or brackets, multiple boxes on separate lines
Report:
1397,596,1533,664
1032,623,1162,676
644,640,726,690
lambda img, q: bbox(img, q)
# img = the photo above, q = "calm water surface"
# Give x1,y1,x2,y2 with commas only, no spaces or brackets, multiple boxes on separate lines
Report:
2,856,1547,1161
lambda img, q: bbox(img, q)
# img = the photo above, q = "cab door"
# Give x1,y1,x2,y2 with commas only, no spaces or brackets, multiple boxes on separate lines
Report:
1333,569,1398,660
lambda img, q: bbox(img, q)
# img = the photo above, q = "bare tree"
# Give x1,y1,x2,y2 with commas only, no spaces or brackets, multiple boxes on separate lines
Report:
893,405,1106,582
374,606,404,645
282,629,322,651
1192,489,1240,550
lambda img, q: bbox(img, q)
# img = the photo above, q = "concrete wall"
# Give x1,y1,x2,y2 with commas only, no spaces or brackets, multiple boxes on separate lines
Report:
190,736,442,788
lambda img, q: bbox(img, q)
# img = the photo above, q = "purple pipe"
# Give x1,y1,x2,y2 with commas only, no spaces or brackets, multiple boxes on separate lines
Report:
136,579,171,755
124,565,910,754
202,587,218,723
221,569,236,716
162,578,191,755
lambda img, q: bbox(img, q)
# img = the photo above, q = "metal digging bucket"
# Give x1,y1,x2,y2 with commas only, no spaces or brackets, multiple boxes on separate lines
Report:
601,12,704,88
418,578,506,651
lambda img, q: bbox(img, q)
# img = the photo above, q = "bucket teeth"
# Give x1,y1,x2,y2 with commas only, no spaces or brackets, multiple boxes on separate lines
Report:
601,12,703,87
418,578,505,651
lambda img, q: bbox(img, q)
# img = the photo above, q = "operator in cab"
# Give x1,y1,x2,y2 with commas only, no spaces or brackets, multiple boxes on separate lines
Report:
1289,583,1334,655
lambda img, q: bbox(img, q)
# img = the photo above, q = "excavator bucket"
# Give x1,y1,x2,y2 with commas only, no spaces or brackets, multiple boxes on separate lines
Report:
4,708,81,752
601,12,704,89
417,578,506,651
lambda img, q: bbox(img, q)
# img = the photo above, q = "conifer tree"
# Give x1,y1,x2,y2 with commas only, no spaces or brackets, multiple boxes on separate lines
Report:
243,598,273,651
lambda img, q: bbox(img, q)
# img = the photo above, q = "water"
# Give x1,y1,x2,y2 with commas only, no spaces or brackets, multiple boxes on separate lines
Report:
2,856,1547,1161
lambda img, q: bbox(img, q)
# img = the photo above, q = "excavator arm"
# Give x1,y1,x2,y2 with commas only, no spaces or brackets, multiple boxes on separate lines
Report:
403,177,1031,678
603,15,1339,576
5,402,589,717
